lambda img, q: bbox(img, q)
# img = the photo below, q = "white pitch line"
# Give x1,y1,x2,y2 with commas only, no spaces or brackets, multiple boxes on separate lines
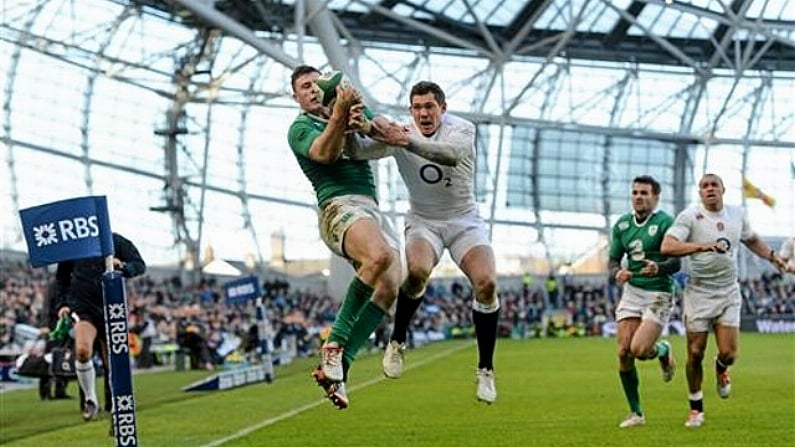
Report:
198,341,473,447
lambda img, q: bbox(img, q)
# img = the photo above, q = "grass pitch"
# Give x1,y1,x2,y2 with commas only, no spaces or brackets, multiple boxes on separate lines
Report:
1,333,792,447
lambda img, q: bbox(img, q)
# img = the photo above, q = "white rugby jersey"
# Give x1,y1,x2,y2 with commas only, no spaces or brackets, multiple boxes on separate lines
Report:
394,113,477,218
666,204,755,289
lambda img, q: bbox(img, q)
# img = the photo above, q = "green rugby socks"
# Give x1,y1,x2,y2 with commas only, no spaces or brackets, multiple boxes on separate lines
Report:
328,276,373,346
619,366,642,415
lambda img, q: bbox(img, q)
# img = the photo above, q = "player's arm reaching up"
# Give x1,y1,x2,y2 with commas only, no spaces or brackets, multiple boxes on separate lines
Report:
344,107,405,160
308,84,360,164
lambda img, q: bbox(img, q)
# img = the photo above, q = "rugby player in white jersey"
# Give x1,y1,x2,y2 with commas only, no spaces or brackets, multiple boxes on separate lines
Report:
661,173,788,428
346,81,499,403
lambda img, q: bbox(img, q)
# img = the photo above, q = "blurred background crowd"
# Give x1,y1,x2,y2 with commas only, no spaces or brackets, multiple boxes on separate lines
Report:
2,259,793,372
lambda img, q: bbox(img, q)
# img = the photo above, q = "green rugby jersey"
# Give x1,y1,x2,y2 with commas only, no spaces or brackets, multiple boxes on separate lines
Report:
287,112,376,208
609,210,676,293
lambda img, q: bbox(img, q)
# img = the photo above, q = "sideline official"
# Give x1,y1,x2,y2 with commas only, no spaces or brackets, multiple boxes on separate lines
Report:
55,232,145,421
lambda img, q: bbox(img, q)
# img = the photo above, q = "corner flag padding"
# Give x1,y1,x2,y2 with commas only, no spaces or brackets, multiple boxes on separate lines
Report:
103,271,138,446
182,363,274,392
19,196,139,447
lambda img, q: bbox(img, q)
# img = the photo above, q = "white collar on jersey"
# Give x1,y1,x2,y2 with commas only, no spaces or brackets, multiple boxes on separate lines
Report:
699,204,726,219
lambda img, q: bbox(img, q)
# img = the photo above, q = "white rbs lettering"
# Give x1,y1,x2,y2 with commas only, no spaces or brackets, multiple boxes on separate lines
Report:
58,216,99,241
229,283,255,298
117,413,138,445
111,331,129,354
109,317,129,355
115,400,137,445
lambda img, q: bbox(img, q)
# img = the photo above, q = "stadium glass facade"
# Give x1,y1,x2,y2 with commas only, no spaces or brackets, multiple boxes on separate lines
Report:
1,0,793,277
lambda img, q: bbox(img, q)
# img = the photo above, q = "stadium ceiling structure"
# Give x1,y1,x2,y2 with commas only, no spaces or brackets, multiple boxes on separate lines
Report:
117,0,795,140
155,0,795,71
1,0,793,278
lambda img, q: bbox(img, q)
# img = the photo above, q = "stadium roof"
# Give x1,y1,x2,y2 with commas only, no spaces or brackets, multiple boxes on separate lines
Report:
133,0,795,71
1,0,793,274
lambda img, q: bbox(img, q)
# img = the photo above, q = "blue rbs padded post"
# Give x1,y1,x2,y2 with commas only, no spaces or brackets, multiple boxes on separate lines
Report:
103,271,138,447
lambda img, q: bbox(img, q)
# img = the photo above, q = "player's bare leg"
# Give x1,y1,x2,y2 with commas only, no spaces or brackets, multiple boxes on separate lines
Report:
74,321,99,421
713,324,738,399
630,319,674,382
684,331,708,428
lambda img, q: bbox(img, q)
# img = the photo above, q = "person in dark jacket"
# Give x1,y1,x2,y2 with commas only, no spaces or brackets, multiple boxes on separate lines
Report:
55,232,145,421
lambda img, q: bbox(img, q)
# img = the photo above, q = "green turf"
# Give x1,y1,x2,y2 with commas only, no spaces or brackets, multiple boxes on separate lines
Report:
1,334,793,446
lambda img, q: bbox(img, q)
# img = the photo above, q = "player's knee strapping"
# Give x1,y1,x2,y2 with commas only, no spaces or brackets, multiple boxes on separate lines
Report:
472,297,500,314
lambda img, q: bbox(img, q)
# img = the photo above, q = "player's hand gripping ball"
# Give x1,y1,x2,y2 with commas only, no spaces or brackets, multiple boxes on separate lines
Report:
314,70,351,108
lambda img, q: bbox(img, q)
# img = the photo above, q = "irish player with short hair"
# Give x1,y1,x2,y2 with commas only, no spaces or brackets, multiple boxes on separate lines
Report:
287,65,407,409
608,175,679,428
346,81,500,403
661,173,788,428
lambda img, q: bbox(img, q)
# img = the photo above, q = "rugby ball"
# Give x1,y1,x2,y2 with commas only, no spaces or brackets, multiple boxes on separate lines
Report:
314,70,349,107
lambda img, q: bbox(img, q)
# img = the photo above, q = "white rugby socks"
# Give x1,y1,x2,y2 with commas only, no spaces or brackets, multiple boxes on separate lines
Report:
75,359,97,404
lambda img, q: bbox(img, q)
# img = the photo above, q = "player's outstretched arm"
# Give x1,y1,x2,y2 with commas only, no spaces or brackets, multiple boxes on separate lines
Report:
344,132,395,160
402,136,467,166
743,235,789,273
368,116,410,144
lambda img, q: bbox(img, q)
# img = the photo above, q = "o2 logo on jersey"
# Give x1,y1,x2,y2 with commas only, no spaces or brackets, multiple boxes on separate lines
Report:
419,164,451,187
716,237,731,253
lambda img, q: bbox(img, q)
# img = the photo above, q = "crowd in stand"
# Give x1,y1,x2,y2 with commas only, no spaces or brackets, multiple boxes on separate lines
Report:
1,260,793,371
740,272,795,317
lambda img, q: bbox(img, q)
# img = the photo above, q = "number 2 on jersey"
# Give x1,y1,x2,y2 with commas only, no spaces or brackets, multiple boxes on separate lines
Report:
628,239,645,261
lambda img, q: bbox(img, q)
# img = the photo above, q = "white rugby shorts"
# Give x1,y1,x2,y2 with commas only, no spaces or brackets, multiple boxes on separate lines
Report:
405,208,490,265
615,282,674,326
318,195,400,261
683,282,742,332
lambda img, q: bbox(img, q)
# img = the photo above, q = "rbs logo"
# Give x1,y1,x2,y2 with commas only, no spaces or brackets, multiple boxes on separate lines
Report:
228,283,256,298
32,216,99,247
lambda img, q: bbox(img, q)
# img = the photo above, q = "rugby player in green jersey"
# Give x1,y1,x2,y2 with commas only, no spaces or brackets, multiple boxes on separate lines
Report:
287,65,405,409
608,175,680,428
